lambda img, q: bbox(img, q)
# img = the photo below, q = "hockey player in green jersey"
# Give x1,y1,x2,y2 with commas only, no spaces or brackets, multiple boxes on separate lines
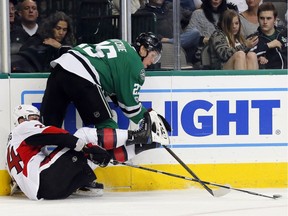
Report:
40,32,165,162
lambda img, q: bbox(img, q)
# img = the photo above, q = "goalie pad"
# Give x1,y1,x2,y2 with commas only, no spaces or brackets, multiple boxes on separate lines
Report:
148,110,170,145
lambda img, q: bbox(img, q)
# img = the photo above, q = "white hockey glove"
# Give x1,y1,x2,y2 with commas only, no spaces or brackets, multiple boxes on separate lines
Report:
148,109,171,145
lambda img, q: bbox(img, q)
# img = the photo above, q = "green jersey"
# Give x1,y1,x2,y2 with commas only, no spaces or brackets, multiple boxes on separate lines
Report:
52,39,147,124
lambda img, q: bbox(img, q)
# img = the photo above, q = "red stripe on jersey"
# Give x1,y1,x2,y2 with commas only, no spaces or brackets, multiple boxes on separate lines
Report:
103,128,115,150
40,147,62,167
18,141,42,177
113,146,127,162
42,126,69,134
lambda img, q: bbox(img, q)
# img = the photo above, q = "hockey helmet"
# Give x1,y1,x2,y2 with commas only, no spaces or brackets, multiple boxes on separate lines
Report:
133,32,162,64
13,104,40,126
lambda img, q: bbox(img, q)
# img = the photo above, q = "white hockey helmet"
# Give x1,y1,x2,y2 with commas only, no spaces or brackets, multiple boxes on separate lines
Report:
13,104,40,126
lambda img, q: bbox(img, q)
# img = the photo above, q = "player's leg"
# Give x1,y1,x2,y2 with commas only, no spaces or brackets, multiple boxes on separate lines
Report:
75,110,153,149
108,142,161,162
75,111,162,162
37,149,97,199
68,75,113,126
40,66,71,127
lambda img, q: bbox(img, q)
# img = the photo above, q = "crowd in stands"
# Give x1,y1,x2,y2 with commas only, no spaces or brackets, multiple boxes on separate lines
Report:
8,0,288,72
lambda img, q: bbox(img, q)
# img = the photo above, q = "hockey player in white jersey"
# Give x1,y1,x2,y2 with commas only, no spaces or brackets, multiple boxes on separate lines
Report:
6,104,160,200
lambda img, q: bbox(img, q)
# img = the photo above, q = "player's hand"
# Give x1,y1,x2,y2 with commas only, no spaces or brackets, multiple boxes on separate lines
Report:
83,143,112,167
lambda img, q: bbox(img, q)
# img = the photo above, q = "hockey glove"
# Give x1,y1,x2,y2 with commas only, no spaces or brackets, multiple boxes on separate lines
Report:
147,108,171,132
83,143,112,167
156,113,171,132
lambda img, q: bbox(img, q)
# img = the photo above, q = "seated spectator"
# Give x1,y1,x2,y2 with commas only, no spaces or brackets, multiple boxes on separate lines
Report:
9,0,27,54
209,9,258,70
252,2,287,69
239,0,261,39
135,0,200,64
15,0,39,42
11,11,76,72
185,0,239,62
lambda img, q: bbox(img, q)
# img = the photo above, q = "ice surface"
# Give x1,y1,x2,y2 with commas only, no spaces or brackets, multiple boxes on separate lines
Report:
0,188,287,216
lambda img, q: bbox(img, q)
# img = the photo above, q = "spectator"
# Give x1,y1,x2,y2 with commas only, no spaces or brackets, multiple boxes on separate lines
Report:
252,2,287,69
6,104,111,200
11,11,76,72
135,0,200,63
16,0,39,40
209,9,259,70
112,0,141,15
186,0,239,46
239,0,261,39
185,0,239,63
9,0,27,54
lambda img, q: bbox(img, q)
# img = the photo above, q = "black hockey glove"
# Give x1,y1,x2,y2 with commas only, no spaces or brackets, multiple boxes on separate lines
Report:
83,144,112,167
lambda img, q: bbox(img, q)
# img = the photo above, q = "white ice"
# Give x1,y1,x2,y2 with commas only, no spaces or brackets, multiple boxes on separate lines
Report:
0,188,287,216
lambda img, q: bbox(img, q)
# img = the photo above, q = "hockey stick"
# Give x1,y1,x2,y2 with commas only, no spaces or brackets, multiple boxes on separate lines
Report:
113,161,281,199
162,145,219,197
148,111,281,199
148,110,217,196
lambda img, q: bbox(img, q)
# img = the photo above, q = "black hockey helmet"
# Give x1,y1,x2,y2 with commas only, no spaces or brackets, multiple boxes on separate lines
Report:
133,32,162,63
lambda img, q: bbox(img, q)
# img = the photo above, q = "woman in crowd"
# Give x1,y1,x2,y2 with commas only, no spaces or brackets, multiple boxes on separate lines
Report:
185,0,239,63
186,0,238,47
239,0,261,39
208,9,258,70
11,11,76,72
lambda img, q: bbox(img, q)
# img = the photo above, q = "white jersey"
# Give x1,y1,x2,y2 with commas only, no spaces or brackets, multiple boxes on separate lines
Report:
6,120,72,200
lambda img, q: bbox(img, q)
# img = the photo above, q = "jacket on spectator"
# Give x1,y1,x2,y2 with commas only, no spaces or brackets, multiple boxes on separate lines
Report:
10,24,28,54
11,33,71,72
209,27,249,70
252,26,287,69
135,1,192,39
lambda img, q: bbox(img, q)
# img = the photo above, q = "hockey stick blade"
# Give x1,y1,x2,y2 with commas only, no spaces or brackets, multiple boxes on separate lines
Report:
212,184,231,197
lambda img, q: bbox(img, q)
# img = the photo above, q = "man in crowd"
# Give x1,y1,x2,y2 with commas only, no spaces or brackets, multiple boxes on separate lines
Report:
252,2,287,69
16,0,39,41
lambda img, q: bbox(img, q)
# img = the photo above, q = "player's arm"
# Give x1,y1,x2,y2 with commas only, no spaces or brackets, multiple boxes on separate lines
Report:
118,79,147,124
115,60,147,124
25,129,111,166
24,126,85,151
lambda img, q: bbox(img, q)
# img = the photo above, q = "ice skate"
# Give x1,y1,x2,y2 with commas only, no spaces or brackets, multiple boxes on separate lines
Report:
74,181,104,197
